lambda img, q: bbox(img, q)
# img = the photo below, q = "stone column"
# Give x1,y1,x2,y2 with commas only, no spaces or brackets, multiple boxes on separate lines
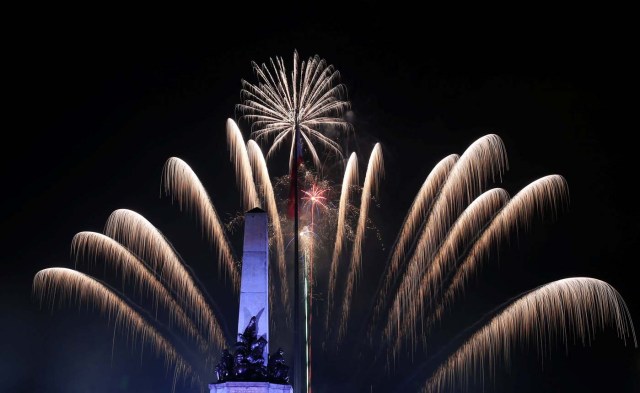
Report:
238,208,269,364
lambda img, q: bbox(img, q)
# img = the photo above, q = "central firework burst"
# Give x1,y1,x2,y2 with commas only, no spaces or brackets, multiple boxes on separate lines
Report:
237,50,351,169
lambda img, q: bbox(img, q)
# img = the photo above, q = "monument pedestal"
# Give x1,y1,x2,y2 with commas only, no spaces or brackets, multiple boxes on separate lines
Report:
209,382,292,393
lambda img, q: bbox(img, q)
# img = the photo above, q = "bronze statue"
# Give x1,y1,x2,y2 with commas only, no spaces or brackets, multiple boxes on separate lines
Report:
214,315,289,383
267,347,290,384
214,349,233,382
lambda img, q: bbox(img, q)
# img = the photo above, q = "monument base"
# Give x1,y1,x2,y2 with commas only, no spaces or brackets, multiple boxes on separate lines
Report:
209,381,293,393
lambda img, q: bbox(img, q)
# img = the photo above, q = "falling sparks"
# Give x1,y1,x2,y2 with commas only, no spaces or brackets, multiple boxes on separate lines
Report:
380,135,508,353
34,132,635,393
104,209,227,351
226,118,260,211
339,143,384,339
71,231,209,353
32,52,638,393
422,278,637,393
326,152,358,330
434,175,570,317
386,188,511,357
32,268,199,392
372,154,458,328
161,157,240,290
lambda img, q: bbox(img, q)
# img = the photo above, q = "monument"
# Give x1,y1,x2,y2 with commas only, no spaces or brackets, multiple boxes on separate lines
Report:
210,208,293,393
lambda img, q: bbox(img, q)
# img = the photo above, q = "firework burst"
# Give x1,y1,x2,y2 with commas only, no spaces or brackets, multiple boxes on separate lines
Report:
237,50,351,170
33,52,637,393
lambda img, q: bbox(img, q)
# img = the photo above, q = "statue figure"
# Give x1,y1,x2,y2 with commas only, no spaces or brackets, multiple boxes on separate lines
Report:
242,316,258,341
268,347,290,384
214,349,233,382
250,335,268,353
248,336,268,363
214,315,277,383
233,348,249,379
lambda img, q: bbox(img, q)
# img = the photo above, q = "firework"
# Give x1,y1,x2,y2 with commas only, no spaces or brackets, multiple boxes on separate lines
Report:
32,52,638,393
386,188,510,356
326,152,358,330
422,277,637,393
237,51,350,169
226,118,260,211
436,175,570,316
381,136,507,348
104,209,227,350
339,143,384,339
302,183,330,218
33,268,199,392
161,156,239,290
372,154,459,327
71,231,209,352
35,131,635,392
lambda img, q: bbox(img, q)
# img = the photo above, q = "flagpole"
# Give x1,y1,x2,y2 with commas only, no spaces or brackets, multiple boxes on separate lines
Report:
293,116,307,393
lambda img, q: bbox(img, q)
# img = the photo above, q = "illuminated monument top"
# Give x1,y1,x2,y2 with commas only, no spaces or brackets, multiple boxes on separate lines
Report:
210,208,292,393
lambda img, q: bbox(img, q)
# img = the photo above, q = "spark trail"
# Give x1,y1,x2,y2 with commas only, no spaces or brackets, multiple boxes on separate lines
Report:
71,231,209,352
372,154,459,327
161,157,239,290
422,277,637,393
104,209,227,350
226,118,260,211
33,268,199,392
326,152,358,330
339,143,384,339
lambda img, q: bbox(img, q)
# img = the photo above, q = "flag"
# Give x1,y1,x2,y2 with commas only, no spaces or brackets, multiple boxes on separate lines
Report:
288,127,303,218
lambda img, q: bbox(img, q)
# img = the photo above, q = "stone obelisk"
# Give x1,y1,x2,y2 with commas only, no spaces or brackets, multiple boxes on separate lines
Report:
210,208,292,393
237,208,270,363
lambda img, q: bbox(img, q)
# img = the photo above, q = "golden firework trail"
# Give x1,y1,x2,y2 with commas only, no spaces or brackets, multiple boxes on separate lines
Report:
422,277,637,393
435,175,570,316
104,209,227,351
385,135,507,345
31,50,639,393
386,188,510,356
161,157,239,291
247,139,289,312
372,154,459,326
70,231,209,352
339,143,384,339
237,50,350,169
32,268,200,392
226,118,260,211
409,135,507,275
325,152,358,330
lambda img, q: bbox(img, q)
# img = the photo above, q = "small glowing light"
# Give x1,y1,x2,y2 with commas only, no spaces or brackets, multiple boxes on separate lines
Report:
302,184,329,214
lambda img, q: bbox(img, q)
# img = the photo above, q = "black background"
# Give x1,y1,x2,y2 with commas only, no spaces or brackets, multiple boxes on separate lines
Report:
2,5,638,392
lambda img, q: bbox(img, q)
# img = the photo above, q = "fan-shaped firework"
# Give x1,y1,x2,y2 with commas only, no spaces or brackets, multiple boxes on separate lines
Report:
423,277,636,393
33,52,636,393
33,268,199,391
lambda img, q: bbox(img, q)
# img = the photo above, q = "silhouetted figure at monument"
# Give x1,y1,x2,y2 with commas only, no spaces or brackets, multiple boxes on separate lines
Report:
215,349,234,382
215,316,289,383
267,348,290,384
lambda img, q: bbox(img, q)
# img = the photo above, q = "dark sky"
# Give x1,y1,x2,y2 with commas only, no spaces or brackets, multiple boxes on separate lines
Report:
2,6,638,393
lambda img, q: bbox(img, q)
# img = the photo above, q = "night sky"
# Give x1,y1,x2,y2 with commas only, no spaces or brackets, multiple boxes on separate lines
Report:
3,6,638,393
